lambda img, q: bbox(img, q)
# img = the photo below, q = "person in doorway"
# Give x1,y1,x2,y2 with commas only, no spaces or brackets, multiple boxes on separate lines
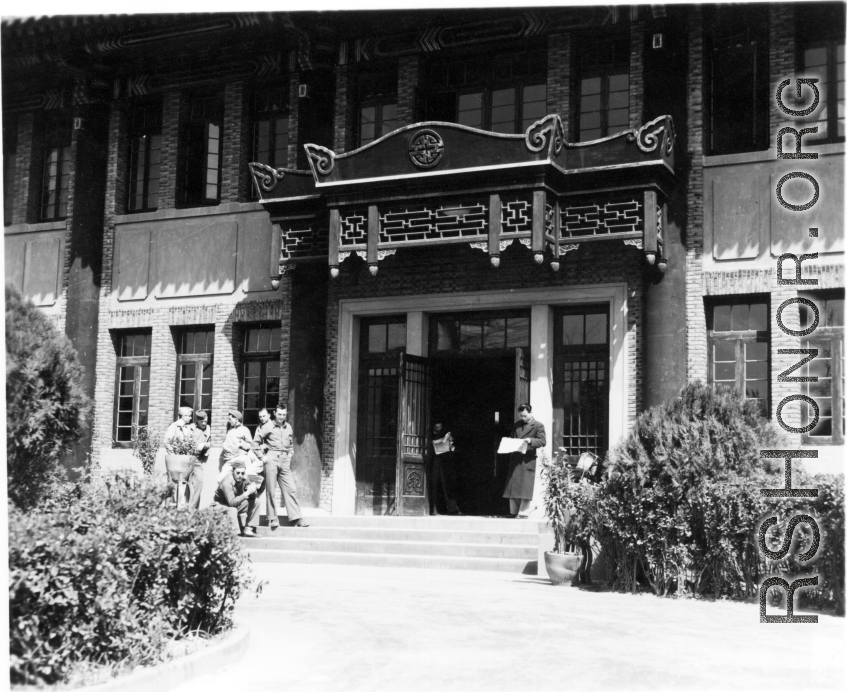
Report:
502,403,546,518
429,420,462,516
214,459,261,537
253,404,309,528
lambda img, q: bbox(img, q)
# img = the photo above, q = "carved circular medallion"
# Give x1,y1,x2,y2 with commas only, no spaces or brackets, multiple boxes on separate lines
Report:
408,129,444,169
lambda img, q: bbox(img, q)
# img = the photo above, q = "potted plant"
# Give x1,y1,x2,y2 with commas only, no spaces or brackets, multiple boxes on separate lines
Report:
132,426,162,475
164,436,196,507
541,450,582,584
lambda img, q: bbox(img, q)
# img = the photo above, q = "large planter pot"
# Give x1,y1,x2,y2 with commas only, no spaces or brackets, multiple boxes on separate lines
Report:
165,454,194,483
544,551,581,585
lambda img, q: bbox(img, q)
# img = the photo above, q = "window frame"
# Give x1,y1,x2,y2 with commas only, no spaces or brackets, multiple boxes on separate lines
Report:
126,100,163,213
575,33,630,143
706,297,771,416
173,328,215,426
39,115,72,221
799,290,845,445
252,84,290,198
357,97,399,147
797,39,845,145
112,331,152,448
239,324,283,435
178,91,224,207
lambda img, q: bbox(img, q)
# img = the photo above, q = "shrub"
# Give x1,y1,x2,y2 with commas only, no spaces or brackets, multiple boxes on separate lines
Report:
5,284,91,510
9,473,252,686
578,381,844,613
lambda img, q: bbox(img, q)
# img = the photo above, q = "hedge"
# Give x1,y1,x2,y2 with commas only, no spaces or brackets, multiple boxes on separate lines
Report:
9,473,253,686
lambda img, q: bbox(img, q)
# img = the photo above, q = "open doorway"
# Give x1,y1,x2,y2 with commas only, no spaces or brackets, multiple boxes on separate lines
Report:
430,356,515,516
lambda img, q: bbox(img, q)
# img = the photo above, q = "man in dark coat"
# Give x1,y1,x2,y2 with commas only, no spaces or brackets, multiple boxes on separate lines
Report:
502,403,546,518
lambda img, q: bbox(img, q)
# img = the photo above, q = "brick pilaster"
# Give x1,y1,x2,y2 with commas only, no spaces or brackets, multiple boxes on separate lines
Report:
288,72,300,167
333,65,355,153
158,90,185,209
14,112,41,224
685,8,707,383
221,81,251,203
396,55,420,127
629,21,646,128
769,3,796,148
547,33,572,136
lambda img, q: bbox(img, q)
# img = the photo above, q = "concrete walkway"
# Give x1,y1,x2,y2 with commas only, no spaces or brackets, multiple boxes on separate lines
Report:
175,563,845,692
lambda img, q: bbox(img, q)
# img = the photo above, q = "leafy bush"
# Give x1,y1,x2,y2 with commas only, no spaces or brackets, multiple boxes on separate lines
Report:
566,381,844,613
9,473,252,685
167,434,199,456
5,284,91,510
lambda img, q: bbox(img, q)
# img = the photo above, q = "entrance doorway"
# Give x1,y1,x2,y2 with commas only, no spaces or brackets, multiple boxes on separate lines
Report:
430,357,515,516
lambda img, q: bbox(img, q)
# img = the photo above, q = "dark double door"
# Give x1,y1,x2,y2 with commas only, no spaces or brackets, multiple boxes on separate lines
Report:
355,348,529,516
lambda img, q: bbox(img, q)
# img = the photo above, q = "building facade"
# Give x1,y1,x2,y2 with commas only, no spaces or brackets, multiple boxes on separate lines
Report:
3,5,843,516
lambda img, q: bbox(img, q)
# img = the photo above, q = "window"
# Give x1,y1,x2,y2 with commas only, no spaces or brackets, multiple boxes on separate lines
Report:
357,68,398,147
577,35,630,142
799,291,844,444
39,115,71,221
796,4,846,143
706,4,769,155
240,325,281,434
425,47,547,134
179,92,223,206
707,299,769,415
430,312,529,354
554,306,610,458
175,328,214,425
365,318,406,354
114,331,151,445
127,101,162,212
253,85,289,171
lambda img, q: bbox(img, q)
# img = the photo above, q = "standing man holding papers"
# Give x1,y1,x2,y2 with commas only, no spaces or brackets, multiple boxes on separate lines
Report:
501,403,545,518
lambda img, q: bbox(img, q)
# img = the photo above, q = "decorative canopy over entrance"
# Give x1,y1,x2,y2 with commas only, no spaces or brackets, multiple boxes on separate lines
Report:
249,114,677,279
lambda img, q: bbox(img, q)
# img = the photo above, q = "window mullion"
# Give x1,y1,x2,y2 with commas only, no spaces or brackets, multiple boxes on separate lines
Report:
835,335,844,444
133,364,142,437
735,338,744,391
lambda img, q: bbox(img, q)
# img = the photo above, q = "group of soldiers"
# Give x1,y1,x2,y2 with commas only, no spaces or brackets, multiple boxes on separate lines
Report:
164,403,309,536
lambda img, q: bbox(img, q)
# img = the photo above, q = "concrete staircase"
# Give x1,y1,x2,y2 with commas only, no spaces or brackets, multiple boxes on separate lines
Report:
243,515,539,574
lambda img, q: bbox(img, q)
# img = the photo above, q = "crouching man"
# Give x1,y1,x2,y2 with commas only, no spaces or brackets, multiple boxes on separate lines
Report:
214,459,260,537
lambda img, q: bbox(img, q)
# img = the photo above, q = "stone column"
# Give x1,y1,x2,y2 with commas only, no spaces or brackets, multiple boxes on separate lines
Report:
528,304,554,517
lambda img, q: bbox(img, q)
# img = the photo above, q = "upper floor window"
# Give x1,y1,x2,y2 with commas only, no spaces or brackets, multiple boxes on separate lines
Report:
577,35,629,142
179,92,223,206
424,47,547,134
799,290,844,444
797,3,846,143
175,328,215,426
357,67,398,147
706,4,769,156
114,331,151,446
708,298,769,416
254,86,290,169
127,101,162,213
39,115,71,221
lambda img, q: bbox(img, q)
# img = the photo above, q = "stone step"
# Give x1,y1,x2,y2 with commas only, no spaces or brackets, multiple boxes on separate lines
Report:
245,548,538,574
265,515,540,533
253,526,538,546
244,536,537,559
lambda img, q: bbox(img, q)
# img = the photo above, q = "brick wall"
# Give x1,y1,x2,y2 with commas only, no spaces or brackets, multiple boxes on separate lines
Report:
685,8,707,383
769,4,796,148
288,72,300,167
11,112,36,225
158,90,184,210
319,241,645,511
546,34,572,136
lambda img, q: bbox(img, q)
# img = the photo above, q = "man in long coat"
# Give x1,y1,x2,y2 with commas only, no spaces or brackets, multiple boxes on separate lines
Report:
502,403,546,518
